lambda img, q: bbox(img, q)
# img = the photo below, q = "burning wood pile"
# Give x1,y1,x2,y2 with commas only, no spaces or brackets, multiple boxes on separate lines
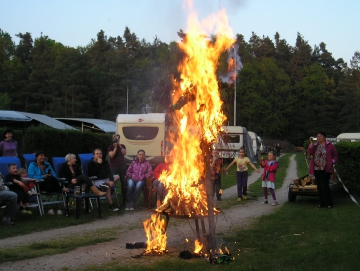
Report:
155,183,221,217
180,244,234,264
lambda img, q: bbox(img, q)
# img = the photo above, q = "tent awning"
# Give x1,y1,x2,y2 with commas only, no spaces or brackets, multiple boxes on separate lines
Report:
55,118,116,133
17,112,76,130
0,110,32,122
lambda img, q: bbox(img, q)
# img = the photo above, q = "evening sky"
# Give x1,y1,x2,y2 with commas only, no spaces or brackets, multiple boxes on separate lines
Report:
1,0,358,64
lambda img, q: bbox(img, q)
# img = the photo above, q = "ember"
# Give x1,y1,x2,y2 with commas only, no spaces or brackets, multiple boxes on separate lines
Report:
143,0,236,256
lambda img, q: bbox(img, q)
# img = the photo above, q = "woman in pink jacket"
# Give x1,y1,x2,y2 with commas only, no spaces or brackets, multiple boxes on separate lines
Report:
125,149,152,210
308,131,338,209
260,151,279,206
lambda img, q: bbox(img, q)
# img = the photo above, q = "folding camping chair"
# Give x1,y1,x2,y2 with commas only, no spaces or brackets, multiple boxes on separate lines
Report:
0,156,43,215
78,153,120,207
22,153,36,169
25,157,68,215
52,156,95,211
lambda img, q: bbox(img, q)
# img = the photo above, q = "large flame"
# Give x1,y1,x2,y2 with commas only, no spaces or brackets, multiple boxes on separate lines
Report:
194,239,204,254
144,0,235,253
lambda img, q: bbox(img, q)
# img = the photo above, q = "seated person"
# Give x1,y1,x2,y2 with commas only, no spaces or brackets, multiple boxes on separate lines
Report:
5,164,32,214
88,148,120,211
125,149,152,211
0,188,17,225
18,168,37,196
152,153,172,207
59,153,106,197
28,150,69,193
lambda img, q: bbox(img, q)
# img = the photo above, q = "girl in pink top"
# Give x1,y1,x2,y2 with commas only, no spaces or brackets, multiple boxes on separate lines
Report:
260,151,279,206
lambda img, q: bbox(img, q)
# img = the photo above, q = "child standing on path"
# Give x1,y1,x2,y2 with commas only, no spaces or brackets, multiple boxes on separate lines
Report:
225,147,260,202
260,151,279,206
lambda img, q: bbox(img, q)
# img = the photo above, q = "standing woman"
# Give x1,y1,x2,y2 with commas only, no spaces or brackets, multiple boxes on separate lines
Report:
0,129,18,157
308,131,338,209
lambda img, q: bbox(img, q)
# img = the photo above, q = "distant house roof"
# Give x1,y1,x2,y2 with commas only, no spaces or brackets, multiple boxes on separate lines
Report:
17,112,76,130
55,118,116,133
0,110,32,122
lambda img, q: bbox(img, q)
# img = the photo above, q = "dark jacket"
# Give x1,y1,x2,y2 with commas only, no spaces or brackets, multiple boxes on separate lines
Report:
87,158,114,181
58,162,82,183
5,173,22,192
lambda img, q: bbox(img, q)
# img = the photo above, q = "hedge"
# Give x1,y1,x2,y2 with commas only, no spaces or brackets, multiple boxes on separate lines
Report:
334,141,360,193
23,126,112,158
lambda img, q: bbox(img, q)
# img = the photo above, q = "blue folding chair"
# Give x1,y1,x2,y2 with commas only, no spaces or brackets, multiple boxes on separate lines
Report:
51,157,66,177
26,157,68,215
78,153,93,176
22,153,36,169
78,153,120,207
0,156,43,215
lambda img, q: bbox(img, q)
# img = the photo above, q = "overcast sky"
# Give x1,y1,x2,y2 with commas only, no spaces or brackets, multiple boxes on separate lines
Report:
1,0,359,64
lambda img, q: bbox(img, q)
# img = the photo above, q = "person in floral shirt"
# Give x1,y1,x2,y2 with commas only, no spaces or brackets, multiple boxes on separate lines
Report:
308,131,338,209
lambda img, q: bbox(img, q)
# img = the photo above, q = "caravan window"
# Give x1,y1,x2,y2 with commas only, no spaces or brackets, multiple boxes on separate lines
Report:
222,134,241,143
122,127,159,140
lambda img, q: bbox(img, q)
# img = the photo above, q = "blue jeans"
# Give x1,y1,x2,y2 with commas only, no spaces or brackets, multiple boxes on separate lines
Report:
152,179,168,202
126,179,145,207
0,190,18,219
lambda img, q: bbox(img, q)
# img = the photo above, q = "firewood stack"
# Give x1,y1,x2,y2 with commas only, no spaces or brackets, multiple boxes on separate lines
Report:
291,174,317,191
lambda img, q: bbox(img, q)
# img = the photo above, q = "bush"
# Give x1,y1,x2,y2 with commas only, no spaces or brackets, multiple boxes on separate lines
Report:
24,126,112,158
334,141,360,193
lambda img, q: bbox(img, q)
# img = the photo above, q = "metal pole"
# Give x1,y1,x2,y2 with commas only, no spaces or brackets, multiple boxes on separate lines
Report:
234,46,236,126
204,142,217,253
127,86,129,114
234,86,236,126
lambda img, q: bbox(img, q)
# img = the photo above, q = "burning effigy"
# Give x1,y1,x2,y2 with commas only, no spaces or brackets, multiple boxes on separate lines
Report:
142,1,236,261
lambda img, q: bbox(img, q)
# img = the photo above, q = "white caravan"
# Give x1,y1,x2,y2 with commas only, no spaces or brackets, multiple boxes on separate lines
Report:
336,133,360,142
248,131,261,160
116,113,168,167
215,126,256,163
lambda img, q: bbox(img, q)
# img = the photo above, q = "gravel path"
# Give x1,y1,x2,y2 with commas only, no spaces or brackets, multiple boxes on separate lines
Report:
1,154,297,271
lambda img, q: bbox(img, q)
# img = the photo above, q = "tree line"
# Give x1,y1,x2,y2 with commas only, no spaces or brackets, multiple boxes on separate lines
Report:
0,27,359,145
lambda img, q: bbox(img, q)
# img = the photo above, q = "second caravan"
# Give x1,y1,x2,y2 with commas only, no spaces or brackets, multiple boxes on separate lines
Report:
215,126,256,163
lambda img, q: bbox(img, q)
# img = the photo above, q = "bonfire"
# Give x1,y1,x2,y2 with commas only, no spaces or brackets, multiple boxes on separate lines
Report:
143,0,236,258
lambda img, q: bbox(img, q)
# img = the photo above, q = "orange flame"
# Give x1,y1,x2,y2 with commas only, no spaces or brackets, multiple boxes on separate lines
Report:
194,239,204,254
143,213,167,253
143,0,235,253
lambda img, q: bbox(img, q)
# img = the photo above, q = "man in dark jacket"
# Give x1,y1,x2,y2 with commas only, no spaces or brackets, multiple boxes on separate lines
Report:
88,148,120,211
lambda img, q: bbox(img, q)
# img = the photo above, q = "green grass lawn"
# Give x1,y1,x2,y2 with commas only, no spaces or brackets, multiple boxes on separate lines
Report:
85,152,360,270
